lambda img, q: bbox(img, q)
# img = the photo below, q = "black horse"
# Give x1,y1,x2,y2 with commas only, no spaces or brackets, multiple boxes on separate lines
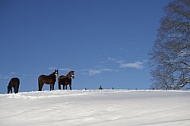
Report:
58,71,75,90
38,70,58,91
7,78,20,94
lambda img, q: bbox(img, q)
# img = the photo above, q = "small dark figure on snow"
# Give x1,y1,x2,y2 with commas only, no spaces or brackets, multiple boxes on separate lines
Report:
99,85,103,90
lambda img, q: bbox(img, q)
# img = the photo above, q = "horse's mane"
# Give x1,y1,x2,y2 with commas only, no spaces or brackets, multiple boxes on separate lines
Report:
49,72,56,76
48,70,58,77
66,71,72,76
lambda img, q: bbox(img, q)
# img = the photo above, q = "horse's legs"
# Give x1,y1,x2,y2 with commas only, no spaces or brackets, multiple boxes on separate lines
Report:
7,86,10,94
50,84,54,91
58,83,61,90
17,85,19,93
7,86,9,94
63,85,66,90
13,87,16,93
13,86,16,93
50,84,52,91
38,83,43,91
14,84,19,93
69,84,72,90
52,84,55,90
7,87,12,94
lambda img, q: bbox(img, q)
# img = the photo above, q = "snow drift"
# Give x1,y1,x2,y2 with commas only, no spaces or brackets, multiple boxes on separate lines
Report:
0,90,190,126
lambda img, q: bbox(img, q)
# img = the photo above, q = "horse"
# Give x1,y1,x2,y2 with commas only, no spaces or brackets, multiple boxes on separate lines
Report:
38,70,58,91
58,71,75,90
7,77,20,94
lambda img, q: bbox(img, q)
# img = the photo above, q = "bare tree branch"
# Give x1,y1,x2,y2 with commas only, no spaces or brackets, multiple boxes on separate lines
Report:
149,0,190,90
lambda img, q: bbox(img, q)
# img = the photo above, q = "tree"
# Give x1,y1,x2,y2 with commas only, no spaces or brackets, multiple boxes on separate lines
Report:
149,0,190,90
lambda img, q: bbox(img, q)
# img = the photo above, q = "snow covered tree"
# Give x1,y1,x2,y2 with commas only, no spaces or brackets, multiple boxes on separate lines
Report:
149,0,190,90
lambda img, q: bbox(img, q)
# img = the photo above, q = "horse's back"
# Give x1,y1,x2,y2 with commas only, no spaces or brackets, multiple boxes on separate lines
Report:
58,75,66,81
38,74,56,84
59,75,66,79
38,75,48,81
38,75,45,79
10,78,20,85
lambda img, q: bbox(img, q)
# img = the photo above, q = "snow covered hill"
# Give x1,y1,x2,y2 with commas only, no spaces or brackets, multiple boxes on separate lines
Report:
0,90,190,126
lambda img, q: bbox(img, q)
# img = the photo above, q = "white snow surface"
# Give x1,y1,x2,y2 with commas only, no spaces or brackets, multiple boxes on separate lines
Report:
0,90,190,126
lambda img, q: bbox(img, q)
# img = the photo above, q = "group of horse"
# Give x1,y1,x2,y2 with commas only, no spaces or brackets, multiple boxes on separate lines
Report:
7,70,75,94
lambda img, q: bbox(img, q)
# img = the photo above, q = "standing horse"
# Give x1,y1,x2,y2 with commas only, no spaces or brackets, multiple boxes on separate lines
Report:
38,70,58,91
7,77,20,94
58,71,75,90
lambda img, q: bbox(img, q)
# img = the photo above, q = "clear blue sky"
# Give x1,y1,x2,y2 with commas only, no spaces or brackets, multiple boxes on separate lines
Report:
0,0,172,93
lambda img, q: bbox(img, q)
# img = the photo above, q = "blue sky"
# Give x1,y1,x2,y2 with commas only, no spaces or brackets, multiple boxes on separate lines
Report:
0,0,172,93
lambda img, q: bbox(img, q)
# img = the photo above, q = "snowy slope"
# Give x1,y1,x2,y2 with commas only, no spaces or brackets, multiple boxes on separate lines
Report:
0,90,190,126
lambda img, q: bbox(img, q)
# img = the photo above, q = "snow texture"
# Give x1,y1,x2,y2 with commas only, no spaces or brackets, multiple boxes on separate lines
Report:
0,90,190,126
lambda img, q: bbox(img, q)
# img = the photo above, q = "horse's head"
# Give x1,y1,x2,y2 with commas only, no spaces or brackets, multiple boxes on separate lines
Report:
7,85,11,94
67,71,75,79
54,69,59,77
7,81,12,94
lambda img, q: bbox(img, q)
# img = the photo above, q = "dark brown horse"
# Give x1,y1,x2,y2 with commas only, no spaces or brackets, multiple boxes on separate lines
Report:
38,70,58,91
58,71,75,90
7,78,20,94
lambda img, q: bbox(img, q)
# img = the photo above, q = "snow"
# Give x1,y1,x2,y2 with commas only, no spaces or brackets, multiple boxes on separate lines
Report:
0,90,190,126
